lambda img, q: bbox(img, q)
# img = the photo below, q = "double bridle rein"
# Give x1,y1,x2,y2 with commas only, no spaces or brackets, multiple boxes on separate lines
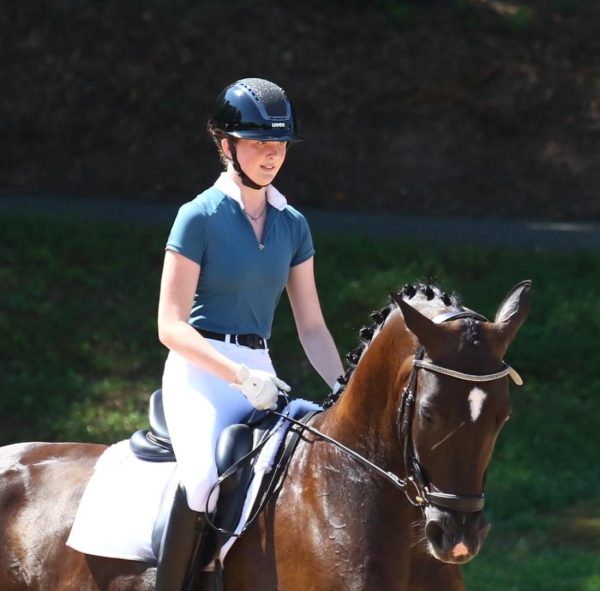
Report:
277,309,523,514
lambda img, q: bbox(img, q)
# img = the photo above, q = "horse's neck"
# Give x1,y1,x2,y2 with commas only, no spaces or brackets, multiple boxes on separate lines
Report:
320,315,413,464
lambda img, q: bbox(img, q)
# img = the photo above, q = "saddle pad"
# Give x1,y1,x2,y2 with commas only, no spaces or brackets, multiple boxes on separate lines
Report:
66,399,320,565
66,439,176,562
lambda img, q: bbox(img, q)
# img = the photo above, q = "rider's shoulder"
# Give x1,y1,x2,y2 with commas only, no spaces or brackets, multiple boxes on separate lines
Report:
179,187,228,218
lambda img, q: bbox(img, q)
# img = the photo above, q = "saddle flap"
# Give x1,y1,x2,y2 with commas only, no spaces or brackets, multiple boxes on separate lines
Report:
212,424,254,534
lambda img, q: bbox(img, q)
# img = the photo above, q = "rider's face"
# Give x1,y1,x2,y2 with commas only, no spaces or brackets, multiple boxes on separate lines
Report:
223,138,287,186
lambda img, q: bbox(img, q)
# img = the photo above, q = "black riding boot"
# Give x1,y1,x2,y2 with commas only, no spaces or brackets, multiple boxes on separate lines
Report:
155,484,210,591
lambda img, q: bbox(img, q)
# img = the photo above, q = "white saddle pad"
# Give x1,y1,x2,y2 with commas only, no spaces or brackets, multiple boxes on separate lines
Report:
66,399,320,565
66,439,176,562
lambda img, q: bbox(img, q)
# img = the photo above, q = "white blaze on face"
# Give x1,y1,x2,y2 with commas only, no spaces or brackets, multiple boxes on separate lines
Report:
468,388,487,422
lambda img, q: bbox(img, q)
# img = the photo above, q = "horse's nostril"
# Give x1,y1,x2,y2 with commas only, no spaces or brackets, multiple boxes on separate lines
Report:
425,520,445,549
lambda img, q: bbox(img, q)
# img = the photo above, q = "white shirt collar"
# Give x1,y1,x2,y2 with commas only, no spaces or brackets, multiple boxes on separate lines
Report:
213,172,288,211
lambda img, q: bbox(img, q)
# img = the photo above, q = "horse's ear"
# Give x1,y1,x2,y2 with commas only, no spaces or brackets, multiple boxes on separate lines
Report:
391,293,440,349
494,280,532,353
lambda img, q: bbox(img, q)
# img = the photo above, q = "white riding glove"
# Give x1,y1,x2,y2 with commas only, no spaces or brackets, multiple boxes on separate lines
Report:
230,364,291,410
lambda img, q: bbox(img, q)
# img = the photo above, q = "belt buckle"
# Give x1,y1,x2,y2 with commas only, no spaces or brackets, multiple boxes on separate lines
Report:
249,334,263,349
235,334,264,349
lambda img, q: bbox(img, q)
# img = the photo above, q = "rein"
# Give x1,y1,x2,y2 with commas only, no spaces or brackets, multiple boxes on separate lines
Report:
272,410,410,493
210,306,523,527
276,308,523,514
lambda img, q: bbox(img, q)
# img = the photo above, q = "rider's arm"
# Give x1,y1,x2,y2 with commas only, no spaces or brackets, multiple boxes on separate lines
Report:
286,257,344,388
157,249,240,383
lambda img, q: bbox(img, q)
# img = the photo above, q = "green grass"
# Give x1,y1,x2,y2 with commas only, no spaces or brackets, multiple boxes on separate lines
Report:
1,214,599,589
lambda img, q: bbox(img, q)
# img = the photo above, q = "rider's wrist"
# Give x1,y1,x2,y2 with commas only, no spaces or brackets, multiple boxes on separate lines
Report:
235,363,250,385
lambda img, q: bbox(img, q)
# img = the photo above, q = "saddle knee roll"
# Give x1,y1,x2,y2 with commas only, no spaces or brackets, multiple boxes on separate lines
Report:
213,424,254,531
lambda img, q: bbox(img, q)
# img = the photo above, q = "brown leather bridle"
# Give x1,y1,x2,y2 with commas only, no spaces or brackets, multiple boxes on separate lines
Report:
397,310,522,512
270,309,523,515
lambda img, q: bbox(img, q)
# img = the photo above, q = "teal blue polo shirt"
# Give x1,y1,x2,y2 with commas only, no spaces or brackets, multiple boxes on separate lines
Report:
166,176,314,339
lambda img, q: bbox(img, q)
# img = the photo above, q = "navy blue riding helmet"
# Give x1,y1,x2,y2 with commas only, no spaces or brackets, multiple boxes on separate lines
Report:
207,78,301,189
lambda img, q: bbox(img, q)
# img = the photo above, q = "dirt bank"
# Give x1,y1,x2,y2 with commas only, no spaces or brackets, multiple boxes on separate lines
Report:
1,0,598,220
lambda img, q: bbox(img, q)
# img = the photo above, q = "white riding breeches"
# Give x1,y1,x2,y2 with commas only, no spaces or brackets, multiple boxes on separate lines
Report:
161,339,275,512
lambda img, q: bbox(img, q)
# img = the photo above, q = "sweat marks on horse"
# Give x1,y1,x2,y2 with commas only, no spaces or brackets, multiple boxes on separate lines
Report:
0,280,531,591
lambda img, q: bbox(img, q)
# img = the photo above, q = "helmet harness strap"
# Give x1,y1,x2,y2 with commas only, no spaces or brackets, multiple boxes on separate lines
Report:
227,139,268,190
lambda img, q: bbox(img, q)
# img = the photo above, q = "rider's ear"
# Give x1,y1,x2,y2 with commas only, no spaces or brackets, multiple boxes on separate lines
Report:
221,136,234,160
493,280,532,355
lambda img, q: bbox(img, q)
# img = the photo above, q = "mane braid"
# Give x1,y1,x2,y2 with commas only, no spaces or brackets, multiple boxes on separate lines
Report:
322,282,461,410
322,301,394,409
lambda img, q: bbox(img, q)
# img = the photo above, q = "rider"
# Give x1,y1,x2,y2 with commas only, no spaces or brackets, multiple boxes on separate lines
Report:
156,78,344,589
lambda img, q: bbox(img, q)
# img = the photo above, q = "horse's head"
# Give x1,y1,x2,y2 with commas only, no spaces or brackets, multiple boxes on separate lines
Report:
391,280,531,564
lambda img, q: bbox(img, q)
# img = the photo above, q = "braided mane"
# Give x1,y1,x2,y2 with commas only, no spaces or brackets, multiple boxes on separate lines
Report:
322,283,461,409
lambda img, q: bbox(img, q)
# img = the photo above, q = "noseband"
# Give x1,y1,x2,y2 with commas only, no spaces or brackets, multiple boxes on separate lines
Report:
398,310,521,513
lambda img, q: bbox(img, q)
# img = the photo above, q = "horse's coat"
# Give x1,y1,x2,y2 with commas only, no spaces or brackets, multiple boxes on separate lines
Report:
0,281,531,591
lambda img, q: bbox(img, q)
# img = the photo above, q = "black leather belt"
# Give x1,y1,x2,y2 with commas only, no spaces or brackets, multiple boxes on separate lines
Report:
196,328,267,350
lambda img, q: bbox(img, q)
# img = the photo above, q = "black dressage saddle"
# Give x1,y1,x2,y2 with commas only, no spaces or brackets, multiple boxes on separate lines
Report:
129,389,281,572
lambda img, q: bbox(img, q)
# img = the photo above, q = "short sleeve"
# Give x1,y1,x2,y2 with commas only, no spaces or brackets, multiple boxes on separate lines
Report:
165,202,206,266
290,213,315,267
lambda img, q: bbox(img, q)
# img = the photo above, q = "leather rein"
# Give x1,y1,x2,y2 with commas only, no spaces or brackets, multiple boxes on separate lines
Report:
277,309,523,514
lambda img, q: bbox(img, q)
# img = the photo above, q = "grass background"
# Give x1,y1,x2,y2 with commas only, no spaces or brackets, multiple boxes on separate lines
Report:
1,215,599,589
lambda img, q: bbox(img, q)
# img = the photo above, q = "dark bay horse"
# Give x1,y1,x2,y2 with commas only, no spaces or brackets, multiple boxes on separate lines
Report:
0,281,531,591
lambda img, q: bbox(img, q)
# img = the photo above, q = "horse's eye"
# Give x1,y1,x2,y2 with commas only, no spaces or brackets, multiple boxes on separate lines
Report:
420,407,434,423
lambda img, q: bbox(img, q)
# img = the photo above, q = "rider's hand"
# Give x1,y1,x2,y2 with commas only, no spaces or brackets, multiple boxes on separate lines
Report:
230,364,291,410
331,377,344,396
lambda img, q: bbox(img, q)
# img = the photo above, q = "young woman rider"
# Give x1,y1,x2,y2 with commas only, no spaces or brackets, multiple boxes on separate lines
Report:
155,78,344,590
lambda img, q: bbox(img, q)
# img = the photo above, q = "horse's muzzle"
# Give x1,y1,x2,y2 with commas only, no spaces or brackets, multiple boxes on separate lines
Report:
424,506,491,564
